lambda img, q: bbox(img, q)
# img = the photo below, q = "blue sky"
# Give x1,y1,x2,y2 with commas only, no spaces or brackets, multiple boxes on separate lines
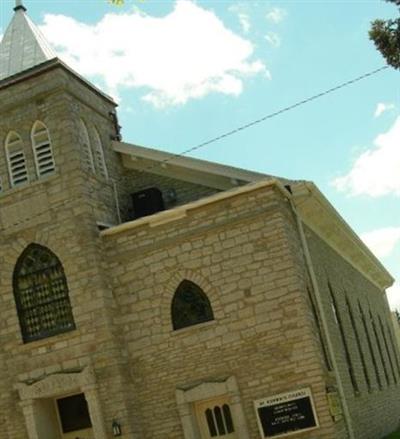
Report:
1,0,399,307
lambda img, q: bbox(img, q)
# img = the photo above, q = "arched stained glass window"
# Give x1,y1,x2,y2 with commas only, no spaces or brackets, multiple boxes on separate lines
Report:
31,121,55,177
78,119,95,173
13,244,75,343
5,131,28,187
171,279,214,330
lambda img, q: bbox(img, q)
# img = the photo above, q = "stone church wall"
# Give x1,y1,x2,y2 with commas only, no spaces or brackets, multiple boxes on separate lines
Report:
102,184,341,438
306,226,400,439
0,69,138,438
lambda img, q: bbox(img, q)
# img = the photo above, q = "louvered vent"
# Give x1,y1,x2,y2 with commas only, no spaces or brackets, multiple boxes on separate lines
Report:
6,132,28,187
32,121,55,177
79,119,95,173
93,128,108,179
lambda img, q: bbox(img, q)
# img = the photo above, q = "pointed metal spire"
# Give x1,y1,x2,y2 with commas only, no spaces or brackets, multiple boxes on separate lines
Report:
0,1,57,80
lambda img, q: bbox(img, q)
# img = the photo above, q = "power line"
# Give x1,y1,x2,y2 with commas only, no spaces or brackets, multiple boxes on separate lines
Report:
131,65,390,174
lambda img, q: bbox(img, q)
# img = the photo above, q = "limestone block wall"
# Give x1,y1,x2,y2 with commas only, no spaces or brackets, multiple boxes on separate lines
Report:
0,66,125,227
0,70,78,193
102,184,340,439
0,125,137,439
0,170,137,437
305,226,400,439
391,312,400,352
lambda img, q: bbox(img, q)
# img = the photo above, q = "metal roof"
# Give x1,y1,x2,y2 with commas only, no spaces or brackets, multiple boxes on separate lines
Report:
0,2,57,81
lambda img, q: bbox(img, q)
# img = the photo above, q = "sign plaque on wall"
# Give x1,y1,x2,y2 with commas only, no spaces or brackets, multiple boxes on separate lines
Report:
254,387,319,438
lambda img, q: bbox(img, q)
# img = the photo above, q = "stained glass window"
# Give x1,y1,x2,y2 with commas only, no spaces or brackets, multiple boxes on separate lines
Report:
171,280,214,330
13,244,75,342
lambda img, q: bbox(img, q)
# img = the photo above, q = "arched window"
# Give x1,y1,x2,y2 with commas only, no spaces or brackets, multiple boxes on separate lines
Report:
31,121,55,177
78,119,95,173
5,131,28,187
92,128,108,179
171,279,214,330
13,244,75,342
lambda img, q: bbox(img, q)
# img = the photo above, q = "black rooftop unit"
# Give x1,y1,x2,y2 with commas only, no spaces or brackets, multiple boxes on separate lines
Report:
131,187,165,219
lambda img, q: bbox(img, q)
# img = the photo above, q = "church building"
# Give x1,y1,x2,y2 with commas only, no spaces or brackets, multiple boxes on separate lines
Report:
0,2,399,439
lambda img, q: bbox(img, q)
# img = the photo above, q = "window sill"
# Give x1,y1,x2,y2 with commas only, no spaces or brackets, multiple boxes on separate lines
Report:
0,172,59,199
17,327,78,352
170,319,218,336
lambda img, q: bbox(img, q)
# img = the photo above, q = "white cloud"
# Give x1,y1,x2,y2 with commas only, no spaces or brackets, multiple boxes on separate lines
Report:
387,283,400,311
374,102,395,118
333,116,400,197
265,32,281,48
266,7,287,24
361,227,400,259
39,0,267,108
229,4,251,33
238,13,251,33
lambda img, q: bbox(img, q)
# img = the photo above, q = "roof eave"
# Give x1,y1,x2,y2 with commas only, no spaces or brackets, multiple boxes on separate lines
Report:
291,181,394,291
113,140,292,190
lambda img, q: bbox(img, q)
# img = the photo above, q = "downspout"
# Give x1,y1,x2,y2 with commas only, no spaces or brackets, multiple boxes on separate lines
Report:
286,184,355,439
111,178,122,224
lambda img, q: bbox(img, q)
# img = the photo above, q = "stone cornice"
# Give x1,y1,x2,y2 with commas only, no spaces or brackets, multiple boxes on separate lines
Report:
0,58,116,105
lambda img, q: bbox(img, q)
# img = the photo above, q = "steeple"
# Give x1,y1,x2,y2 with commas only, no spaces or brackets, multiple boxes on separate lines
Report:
14,0,27,12
0,1,57,81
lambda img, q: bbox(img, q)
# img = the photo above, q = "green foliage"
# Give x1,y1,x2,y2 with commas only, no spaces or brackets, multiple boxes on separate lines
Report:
383,431,400,439
369,0,400,69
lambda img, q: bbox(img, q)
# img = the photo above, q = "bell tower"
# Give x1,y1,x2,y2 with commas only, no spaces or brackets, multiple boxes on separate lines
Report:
0,3,137,438
0,0,126,226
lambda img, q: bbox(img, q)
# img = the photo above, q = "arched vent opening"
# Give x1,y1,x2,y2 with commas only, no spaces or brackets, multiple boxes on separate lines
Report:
32,121,55,177
93,128,108,179
5,131,28,187
79,119,95,173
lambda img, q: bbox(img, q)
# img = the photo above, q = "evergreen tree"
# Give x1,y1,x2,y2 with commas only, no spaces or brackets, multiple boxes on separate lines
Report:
369,0,400,69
